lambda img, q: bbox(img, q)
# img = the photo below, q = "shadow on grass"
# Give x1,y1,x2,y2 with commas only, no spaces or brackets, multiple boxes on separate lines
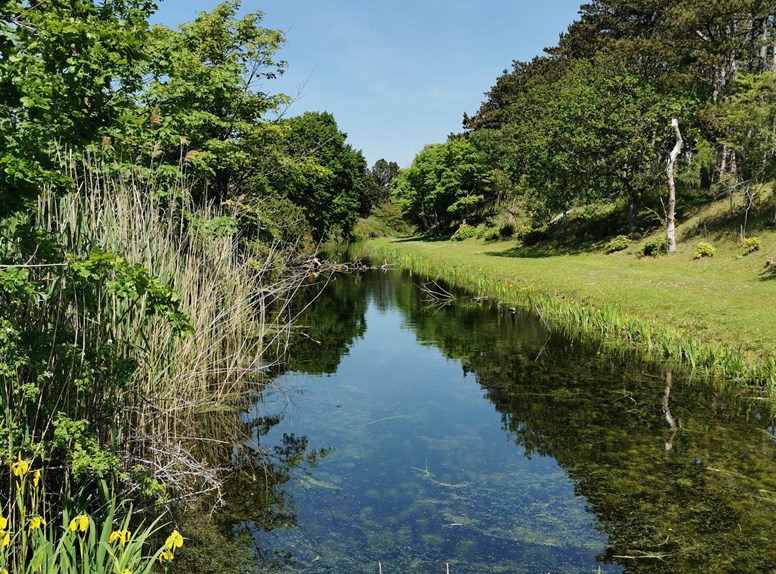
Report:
487,239,603,259
388,233,451,243
758,265,776,281
679,192,776,243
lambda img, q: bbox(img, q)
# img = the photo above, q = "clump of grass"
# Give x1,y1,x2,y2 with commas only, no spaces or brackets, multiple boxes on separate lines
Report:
451,223,477,241
482,227,501,242
604,235,630,254
641,237,667,257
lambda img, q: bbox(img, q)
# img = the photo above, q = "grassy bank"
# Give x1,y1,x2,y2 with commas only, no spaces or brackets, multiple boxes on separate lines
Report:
360,225,776,392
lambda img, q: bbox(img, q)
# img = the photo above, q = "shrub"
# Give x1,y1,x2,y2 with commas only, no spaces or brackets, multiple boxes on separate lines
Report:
741,236,761,256
520,228,547,246
604,235,630,254
483,227,501,242
515,224,533,240
499,222,516,238
694,241,715,259
451,223,477,241
641,237,667,257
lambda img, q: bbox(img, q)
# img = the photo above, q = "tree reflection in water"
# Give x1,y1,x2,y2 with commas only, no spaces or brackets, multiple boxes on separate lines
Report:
184,271,776,573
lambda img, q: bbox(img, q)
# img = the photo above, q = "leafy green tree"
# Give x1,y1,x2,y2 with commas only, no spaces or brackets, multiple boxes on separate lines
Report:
360,159,400,216
271,112,367,241
0,0,154,214
392,139,493,232
712,72,776,233
140,0,287,202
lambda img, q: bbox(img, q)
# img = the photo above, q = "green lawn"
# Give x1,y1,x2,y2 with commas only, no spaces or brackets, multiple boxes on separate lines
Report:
362,230,776,385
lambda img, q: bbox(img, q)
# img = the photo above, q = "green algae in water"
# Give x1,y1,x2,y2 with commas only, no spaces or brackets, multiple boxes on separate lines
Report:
229,271,776,573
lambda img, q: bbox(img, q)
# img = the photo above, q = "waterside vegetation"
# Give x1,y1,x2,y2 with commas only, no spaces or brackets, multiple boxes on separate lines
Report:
359,190,776,393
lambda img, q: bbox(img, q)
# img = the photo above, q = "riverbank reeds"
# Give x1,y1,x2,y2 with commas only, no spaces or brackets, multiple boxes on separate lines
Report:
358,239,776,395
30,153,312,501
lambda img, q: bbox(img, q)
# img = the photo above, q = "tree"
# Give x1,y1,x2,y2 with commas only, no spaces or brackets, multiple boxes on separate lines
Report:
360,159,400,216
715,72,776,233
140,1,287,202
0,0,154,214
666,118,684,252
392,139,493,232
271,112,367,241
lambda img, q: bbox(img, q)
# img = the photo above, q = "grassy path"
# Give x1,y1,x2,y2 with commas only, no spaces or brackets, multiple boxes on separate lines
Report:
361,235,776,388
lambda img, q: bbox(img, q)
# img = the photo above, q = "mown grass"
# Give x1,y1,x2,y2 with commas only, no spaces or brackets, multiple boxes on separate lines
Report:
359,198,776,393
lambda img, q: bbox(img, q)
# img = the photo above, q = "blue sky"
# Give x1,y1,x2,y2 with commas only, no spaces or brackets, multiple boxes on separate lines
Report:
152,1,582,167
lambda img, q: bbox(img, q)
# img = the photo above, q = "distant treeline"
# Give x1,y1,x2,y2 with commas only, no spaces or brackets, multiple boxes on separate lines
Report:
392,1,776,238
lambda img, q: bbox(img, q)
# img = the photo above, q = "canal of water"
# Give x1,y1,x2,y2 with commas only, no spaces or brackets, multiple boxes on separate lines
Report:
234,270,776,573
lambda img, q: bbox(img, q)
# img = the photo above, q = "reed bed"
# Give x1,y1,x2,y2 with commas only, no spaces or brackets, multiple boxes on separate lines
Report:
359,240,776,395
34,155,311,500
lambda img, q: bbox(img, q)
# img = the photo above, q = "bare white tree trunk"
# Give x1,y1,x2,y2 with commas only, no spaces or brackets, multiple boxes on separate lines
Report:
666,118,683,254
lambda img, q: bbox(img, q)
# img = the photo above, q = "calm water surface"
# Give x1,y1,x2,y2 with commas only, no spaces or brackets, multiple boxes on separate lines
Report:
237,271,776,573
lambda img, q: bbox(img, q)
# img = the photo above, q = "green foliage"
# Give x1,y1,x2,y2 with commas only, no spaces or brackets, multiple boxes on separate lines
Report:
360,159,400,216
0,226,193,478
0,459,180,574
482,227,502,242
139,1,288,202
271,112,367,241
604,235,630,254
393,139,493,232
451,223,477,241
355,200,413,239
741,236,761,255
714,73,776,185
0,0,154,213
694,241,716,259
641,237,667,257
499,222,516,238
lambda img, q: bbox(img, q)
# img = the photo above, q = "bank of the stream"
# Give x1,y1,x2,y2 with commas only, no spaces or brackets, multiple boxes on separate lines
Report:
358,235,776,393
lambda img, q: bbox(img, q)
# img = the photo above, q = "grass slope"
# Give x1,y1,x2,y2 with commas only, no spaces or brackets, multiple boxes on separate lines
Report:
361,195,776,391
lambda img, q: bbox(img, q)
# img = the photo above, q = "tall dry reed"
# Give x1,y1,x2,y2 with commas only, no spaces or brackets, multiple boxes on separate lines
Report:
36,152,311,501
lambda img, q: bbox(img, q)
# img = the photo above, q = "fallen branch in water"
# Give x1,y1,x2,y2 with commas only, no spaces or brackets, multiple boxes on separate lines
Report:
417,280,454,302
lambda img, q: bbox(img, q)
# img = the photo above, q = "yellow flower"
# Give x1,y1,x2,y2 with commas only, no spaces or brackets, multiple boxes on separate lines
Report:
29,516,46,531
33,469,41,488
123,570,132,574
0,515,6,530
1,530,10,547
158,549,174,563
69,514,89,533
11,452,29,477
164,529,183,550
109,529,132,547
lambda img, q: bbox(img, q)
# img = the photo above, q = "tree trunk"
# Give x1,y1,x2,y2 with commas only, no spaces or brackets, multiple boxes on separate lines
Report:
666,118,683,254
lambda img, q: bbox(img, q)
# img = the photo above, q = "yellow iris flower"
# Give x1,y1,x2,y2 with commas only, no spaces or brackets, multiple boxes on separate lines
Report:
109,529,132,547
2,531,10,547
29,516,46,530
69,514,89,533
164,529,183,550
33,469,41,488
11,452,29,477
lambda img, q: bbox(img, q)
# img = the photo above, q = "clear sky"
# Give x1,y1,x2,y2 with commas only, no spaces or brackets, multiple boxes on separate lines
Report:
151,1,583,167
